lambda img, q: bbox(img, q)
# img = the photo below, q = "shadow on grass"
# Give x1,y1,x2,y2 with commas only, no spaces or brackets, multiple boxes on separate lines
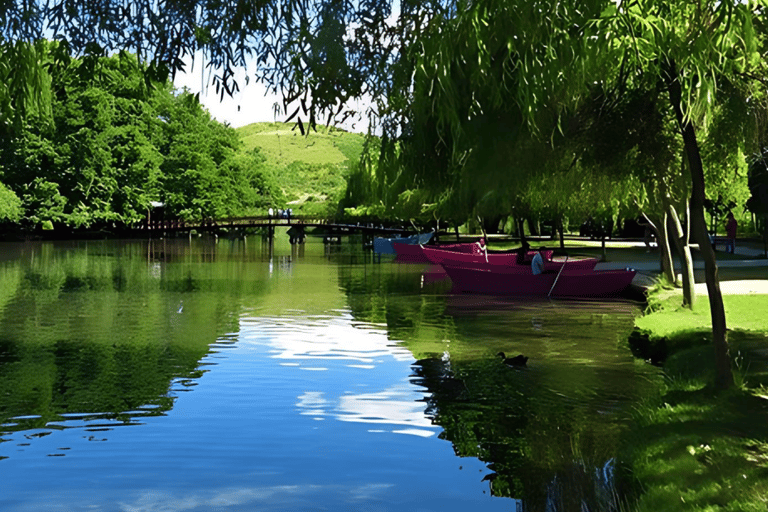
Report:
621,329,768,511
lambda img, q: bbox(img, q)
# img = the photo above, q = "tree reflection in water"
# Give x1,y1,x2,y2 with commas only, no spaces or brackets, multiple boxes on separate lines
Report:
340,263,656,511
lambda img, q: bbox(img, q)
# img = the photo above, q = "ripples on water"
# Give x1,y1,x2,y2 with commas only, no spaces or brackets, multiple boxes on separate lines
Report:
0,238,660,511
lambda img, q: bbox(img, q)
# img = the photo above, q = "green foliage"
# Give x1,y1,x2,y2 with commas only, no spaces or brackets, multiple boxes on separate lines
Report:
0,45,282,229
0,40,53,131
0,181,22,222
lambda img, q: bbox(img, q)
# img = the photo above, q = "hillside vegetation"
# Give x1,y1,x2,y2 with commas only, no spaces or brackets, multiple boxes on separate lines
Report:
236,122,366,216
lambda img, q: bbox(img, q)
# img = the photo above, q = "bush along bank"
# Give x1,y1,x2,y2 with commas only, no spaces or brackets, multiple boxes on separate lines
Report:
621,288,768,511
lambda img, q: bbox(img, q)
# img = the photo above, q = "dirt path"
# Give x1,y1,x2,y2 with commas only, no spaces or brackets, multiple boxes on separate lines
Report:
694,280,768,295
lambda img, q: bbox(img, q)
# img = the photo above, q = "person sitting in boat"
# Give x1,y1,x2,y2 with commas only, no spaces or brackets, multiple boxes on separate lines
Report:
531,247,547,275
516,240,531,265
474,238,488,263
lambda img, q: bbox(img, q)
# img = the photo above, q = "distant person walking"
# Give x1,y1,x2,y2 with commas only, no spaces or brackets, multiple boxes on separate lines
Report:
725,211,737,254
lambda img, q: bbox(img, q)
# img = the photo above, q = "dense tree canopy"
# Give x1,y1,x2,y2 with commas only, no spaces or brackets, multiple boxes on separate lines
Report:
0,44,282,231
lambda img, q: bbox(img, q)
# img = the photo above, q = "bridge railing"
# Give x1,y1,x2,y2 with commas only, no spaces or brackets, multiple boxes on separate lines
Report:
135,215,410,233
138,215,334,231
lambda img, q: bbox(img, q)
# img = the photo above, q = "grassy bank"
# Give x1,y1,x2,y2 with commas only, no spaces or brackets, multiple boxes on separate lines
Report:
624,288,768,511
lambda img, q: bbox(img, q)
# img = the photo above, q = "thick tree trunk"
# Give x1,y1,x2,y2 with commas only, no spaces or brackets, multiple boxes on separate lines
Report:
666,61,732,389
668,202,696,308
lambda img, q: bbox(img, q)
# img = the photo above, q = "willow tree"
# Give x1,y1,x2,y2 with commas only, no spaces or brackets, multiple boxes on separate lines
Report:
385,0,768,390
600,1,767,389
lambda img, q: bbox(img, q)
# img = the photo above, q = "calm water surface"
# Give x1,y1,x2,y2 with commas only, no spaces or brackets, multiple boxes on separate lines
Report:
0,235,661,511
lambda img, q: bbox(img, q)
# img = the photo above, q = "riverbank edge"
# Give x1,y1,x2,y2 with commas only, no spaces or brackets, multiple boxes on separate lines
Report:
619,281,768,511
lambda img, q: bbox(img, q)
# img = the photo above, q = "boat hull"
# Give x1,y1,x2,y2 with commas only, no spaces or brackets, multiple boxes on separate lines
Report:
392,242,476,262
421,245,548,265
373,232,434,254
421,246,598,271
440,265,636,298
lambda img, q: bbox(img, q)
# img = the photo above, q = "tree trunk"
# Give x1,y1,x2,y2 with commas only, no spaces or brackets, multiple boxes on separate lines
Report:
641,212,674,283
666,61,732,389
644,212,674,283
557,218,566,252
657,211,676,284
517,217,527,244
527,217,540,236
601,235,607,262
762,214,768,257
668,202,695,308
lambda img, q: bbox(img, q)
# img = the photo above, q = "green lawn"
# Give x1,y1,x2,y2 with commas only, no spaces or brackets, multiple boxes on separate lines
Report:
623,286,768,512
237,122,364,168
636,294,768,337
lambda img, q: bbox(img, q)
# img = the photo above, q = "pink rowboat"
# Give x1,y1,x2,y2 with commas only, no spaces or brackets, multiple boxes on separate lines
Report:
392,242,477,263
419,245,599,272
439,265,636,298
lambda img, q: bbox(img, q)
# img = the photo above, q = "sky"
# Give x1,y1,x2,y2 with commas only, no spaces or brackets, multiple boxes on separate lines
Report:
172,54,370,134
172,55,282,129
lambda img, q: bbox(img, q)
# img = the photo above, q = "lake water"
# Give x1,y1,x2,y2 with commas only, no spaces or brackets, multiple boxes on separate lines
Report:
0,235,661,511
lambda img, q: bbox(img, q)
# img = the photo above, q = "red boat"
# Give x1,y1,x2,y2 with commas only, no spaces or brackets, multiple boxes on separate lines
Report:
418,244,546,265
439,264,636,298
392,242,477,263
419,245,598,271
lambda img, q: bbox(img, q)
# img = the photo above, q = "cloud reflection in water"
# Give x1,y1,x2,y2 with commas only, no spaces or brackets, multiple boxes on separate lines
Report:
243,312,438,438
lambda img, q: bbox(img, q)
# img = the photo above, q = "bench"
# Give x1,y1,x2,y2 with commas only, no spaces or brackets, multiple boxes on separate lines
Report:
709,234,729,251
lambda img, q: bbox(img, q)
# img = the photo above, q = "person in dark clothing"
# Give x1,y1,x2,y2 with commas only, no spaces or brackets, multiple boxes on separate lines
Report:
516,240,531,265
725,212,737,254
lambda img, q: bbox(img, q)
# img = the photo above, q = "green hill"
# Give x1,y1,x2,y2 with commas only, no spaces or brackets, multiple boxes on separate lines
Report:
236,122,366,215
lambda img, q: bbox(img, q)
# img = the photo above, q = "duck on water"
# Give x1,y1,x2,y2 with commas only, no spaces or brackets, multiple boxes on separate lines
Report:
497,352,528,367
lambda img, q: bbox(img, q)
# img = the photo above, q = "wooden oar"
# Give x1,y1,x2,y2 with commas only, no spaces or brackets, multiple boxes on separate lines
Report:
547,255,569,298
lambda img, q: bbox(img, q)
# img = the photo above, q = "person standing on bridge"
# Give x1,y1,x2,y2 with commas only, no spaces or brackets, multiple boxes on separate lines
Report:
268,208,273,218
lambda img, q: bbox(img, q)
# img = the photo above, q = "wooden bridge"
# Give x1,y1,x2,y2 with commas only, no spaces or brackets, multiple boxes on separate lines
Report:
135,215,416,237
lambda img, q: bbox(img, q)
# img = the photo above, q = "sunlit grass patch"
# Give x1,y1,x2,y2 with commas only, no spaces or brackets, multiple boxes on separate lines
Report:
636,294,768,337
642,401,716,426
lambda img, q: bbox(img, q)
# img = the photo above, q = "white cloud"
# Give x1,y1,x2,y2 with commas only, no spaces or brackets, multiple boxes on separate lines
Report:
172,53,370,133
172,54,281,129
